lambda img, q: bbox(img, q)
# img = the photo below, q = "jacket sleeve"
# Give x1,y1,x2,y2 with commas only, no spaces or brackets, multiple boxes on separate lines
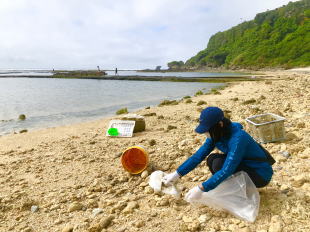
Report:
177,138,215,176
201,131,247,192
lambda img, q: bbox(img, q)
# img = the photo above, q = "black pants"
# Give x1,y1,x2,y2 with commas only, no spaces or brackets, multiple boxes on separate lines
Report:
206,153,269,188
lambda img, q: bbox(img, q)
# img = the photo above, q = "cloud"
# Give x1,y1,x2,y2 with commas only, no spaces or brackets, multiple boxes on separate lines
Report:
0,0,299,69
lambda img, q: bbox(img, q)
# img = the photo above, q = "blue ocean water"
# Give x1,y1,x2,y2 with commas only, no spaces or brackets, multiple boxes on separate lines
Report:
0,75,225,135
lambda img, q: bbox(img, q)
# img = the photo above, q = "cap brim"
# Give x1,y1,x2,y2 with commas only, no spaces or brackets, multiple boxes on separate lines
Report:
195,124,209,134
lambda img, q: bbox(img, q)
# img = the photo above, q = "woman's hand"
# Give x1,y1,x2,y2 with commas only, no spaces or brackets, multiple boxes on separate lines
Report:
185,185,204,201
198,183,205,191
162,171,180,186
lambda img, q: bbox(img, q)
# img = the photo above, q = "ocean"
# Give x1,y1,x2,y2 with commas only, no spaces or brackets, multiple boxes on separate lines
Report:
0,71,239,135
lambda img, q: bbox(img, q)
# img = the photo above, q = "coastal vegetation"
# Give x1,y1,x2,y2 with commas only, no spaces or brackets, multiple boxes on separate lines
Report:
185,99,193,104
116,108,128,115
194,90,204,96
158,100,179,106
169,0,310,69
210,88,221,95
197,100,207,106
167,61,185,70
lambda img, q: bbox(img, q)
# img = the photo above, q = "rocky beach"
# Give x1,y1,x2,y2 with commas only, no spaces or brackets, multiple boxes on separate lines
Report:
0,70,309,232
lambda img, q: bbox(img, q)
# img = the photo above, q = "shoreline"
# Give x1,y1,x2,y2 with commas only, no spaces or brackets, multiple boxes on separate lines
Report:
0,81,227,136
0,70,309,231
0,74,256,83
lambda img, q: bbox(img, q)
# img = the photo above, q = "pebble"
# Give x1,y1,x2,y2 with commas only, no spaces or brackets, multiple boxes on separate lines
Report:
133,220,145,228
114,152,122,159
86,199,98,208
239,228,252,232
22,228,32,232
296,122,305,128
62,224,74,232
207,229,216,232
88,216,114,232
158,199,169,206
228,224,239,231
182,216,193,223
292,174,309,187
50,204,61,211
123,201,139,214
111,201,127,213
299,147,310,159
299,152,309,159
301,182,310,191
31,205,39,212
68,202,83,212
116,228,126,232
188,222,200,231
54,219,64,225
279,151,290,158
237,227,252,232
100,215,114,229
280,144,287,151
198,214,212,223
141,170,149,178
179,139,190,147
144,186,154,194
167,125,177,131
280,184,290,193
268,215,283,232
269,222,283,232
92,208,103,216
118,176,128,184
149,139,156,146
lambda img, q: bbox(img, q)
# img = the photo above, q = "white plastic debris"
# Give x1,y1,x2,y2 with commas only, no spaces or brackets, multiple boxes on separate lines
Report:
149,171,181,198
92,208,103,216
31,205,39,213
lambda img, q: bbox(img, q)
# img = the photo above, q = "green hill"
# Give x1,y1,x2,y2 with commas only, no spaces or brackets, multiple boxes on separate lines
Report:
169,0,310,70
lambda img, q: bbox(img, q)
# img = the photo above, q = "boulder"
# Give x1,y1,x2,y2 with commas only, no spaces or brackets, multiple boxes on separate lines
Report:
119,114,146,132
19,114,26,120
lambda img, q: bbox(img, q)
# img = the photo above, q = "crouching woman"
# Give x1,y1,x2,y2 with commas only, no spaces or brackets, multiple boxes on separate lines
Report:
163,107,274,199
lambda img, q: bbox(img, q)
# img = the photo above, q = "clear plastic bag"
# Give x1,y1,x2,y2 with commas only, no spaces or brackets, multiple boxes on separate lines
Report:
185,171,260,222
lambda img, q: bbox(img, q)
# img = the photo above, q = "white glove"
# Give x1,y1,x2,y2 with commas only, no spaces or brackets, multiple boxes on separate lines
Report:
185,186,203,201
162,171,180,186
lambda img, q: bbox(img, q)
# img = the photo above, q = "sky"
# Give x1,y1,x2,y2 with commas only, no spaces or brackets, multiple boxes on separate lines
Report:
0,0,300,70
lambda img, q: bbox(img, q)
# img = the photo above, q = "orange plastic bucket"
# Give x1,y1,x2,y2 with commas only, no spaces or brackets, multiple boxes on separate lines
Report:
121,145,149,174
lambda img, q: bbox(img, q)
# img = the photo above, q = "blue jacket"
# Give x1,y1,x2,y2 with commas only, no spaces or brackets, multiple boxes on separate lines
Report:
177,122,273,192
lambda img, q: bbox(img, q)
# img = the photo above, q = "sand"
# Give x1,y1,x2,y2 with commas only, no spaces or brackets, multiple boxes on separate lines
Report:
0,70,309,232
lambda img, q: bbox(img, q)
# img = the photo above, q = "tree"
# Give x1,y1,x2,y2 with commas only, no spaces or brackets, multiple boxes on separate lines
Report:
167,61,184,70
